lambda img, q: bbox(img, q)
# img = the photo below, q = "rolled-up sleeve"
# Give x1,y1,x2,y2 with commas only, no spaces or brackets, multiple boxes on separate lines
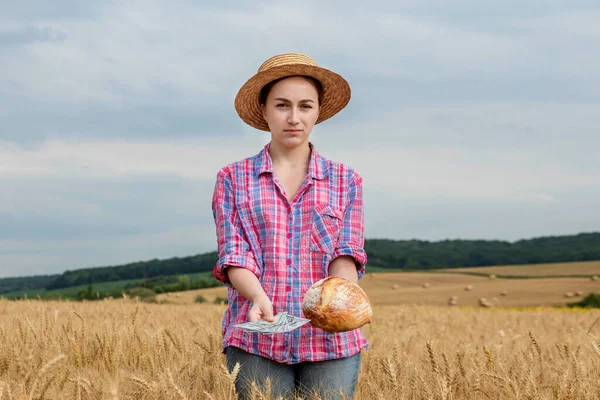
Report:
333,171,368,279
211,168,261,286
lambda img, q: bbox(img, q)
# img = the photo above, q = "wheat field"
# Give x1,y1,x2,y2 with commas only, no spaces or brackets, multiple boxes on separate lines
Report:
1,297,599,399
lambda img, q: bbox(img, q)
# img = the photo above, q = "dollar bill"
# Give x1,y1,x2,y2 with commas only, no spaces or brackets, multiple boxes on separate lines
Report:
233,312,311,334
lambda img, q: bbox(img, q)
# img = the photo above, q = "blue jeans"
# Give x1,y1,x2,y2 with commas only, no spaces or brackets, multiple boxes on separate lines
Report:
225,346,362,400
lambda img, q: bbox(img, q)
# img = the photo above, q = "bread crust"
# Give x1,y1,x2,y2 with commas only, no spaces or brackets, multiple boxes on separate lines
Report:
302,276,373,333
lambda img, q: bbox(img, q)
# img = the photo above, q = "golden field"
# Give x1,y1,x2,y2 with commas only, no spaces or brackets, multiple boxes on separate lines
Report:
1,262,600,399
0,299,599,399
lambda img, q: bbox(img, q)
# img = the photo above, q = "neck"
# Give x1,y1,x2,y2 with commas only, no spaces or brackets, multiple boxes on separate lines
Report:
268,141,311,170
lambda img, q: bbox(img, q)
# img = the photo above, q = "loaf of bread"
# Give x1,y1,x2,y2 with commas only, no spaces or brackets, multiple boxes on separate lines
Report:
302,276,373,333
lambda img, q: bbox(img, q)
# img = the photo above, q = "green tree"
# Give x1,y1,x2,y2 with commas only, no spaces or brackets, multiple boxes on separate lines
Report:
178,275,191,291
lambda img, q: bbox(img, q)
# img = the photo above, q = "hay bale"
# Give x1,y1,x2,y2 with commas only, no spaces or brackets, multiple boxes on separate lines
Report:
479,298,493,308
592,275,599,281
391,284,400,290
448,296,458,306
564,292,575,298
500,290,508,297
575,291,583,297
489,274,496,280
422,283,430,289
465,285,473,291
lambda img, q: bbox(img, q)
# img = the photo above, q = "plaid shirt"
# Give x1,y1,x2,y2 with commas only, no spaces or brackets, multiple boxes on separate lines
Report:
211,142,369,364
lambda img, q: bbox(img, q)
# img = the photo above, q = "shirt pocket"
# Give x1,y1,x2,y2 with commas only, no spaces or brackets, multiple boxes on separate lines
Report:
309,203,342,254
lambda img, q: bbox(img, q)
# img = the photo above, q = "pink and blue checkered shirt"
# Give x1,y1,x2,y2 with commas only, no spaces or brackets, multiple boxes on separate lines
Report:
211,142,369,364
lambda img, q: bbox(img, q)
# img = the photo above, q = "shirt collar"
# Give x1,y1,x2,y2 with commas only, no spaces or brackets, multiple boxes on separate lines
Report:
257,142,328,180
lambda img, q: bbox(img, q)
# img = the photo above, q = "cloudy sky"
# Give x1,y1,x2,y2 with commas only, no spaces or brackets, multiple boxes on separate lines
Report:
1,1,598,278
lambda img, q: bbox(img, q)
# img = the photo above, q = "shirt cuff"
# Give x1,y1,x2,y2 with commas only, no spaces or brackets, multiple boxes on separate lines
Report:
213,253,261,287
332,243,368,279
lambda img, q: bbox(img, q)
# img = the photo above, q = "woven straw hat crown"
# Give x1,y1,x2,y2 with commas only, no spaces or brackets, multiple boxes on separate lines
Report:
234,53,351,131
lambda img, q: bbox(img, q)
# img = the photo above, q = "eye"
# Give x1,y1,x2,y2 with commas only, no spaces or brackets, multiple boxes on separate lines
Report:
301,104,313,109
276,103,288,108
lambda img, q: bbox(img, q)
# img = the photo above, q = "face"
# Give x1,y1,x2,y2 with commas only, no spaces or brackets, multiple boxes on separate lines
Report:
261,76,320,149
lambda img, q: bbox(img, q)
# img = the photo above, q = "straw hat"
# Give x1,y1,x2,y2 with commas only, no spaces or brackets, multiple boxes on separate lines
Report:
234,53,351,131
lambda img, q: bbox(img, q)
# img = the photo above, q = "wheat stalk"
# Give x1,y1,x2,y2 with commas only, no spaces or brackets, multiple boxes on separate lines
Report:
29,354,65,400
203,391,217,400
131,306,139,327
25,318,38,341
167,369,188,400
17,316,26,342
528,331,542,360
129,376,152,394
427,341,439,374
483,345,493,370
165,329,183,355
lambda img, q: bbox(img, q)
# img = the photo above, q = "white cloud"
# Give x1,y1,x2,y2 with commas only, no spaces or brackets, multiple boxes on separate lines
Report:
0,133,264,179
0,225,215,277
3,1,598,105
2,113,595,214
1,0,599,277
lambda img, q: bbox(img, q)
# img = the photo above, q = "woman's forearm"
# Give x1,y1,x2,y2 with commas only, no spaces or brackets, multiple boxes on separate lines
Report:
227,257,358,302
226,266,268,302
328,256,359,283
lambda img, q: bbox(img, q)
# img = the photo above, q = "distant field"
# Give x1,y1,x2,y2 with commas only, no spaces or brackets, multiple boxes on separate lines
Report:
361,272,599,307
1,278,143,299
444,260,600,277
1,272,214,299
5,262,600,307
157,286,227,304
159,261,600,308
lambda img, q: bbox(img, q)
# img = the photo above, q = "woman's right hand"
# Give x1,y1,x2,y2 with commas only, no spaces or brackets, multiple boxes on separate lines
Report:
248,293,275,322
225,266,275,322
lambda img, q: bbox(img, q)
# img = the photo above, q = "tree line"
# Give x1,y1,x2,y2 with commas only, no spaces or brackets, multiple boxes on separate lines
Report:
1,232,599,295
364,232,600,270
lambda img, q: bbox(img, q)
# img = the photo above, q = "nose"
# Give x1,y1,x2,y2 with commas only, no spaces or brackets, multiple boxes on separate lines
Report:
288,107,300,125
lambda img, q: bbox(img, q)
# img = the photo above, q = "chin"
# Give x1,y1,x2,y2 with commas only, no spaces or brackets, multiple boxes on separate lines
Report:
278,136,309,148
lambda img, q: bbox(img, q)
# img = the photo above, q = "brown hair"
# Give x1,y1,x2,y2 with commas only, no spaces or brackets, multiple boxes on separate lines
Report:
259,75,323,105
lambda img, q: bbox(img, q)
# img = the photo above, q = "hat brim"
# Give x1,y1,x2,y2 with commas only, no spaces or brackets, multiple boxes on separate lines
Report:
234,64,351,131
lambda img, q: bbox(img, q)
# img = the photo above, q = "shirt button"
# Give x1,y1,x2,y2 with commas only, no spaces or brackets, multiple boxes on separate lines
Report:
285,285,291,292
286,233,292,239
286,259,291,265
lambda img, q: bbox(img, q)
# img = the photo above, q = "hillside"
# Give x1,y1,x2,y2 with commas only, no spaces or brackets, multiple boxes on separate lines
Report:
365,232,600,269
1,231,599,297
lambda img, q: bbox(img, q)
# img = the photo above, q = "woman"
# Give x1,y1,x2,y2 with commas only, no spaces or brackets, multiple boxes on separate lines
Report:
212,53,369,400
